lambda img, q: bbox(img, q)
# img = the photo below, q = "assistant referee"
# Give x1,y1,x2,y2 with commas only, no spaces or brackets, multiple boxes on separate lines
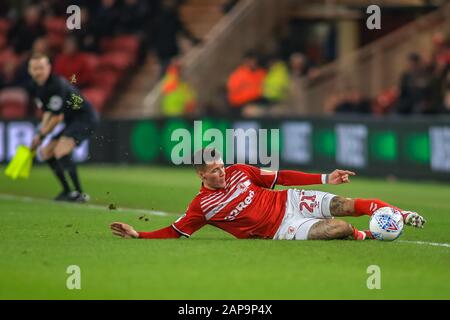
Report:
28,53,99,202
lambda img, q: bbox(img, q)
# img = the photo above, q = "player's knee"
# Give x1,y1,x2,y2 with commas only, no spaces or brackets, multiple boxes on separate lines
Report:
330,220,353,238
53,146,67,159
330,196,355,216
54,140,75,158
344,198,356,215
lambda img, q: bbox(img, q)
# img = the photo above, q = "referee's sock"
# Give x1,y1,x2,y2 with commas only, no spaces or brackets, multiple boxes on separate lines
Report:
47,157,71,193
59,154,83,193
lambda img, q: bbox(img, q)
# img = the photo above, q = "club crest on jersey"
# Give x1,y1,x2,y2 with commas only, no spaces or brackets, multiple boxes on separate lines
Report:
48,95,63,111
236,180,250,193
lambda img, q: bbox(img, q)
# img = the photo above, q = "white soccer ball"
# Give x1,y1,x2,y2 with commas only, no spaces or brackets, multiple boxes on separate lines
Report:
369,207,404,241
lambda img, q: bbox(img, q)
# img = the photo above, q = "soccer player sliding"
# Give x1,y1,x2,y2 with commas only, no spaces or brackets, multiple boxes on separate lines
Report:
110,148,426,241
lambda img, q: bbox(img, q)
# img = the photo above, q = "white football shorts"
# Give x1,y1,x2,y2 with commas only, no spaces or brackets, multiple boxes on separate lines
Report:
273,189,336,240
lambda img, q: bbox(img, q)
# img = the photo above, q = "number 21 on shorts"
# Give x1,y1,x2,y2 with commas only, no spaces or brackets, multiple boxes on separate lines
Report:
299,192,317,214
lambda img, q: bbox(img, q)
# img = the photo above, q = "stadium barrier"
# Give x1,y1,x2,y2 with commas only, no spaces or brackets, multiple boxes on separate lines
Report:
1,116,450,180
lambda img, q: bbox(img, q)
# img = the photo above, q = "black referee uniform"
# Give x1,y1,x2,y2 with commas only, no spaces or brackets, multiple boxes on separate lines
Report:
28,73,99,201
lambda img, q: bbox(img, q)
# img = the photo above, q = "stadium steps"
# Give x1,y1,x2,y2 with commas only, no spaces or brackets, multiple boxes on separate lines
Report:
105,53,161,119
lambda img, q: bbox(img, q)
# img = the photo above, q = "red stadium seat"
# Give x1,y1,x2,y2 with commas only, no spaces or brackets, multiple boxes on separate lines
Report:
0,48,18,70
98,52,135,71
44,16,67,34
84,53,100,72
92,69,122,91
100,37,114,52
0,88,29,119
114,35,140,54
101,35,140,55
82,87,109,112
0,19,11,35
0,34,7,50
46,32,66,52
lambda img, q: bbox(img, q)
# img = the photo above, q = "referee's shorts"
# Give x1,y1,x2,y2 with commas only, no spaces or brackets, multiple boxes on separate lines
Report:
52,113,99,146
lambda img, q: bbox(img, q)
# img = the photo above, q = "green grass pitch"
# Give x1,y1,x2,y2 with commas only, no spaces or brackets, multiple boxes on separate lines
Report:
0,165,449,299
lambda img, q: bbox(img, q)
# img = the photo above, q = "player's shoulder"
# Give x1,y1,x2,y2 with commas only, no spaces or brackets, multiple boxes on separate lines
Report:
226,163,258,175
227,163,250,172
189,192,205,207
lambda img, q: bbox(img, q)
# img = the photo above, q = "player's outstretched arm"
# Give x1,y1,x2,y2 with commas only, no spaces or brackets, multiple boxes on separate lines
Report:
275,169,355,186
110,222,181,239
327,169,356,185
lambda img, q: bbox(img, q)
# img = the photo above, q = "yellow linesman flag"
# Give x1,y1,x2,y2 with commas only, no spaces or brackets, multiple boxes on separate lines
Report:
5,145,35,180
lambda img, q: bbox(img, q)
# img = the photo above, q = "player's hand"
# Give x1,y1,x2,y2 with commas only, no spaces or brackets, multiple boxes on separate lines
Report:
30,135,41,151
110,222,139,239
327,169,356,185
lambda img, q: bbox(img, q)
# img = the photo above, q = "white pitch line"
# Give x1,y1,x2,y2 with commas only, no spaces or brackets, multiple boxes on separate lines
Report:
398,240,450,248
1,193,450,247
0,193,172,217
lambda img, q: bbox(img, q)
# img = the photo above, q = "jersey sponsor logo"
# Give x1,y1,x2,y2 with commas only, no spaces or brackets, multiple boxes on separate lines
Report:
204,180,251,219
224,190,255,221
48,95,63,111
202,177,251,219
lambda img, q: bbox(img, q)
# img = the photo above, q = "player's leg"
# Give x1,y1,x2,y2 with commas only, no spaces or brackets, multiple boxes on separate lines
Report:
40,139,72,200
53,136,88,202
306,219,355,240
329,196,426,228
291,217,364,240
278,189,365,240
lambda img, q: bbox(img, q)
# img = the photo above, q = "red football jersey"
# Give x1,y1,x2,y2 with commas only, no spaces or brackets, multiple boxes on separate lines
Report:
172,164,288,239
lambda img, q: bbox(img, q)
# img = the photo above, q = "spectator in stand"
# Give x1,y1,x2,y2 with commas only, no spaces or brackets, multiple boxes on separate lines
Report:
263,54,290,105
372,87,399,116
289,52,320,81
72,7,99,53
53,36,93,88
38,0,67,16
437,69,450,114
117,0,148,35
8,5,45,55
154,0,199,73
227,50,267,118
92,0,120,39
289,52,309,78
0,62,20,90
10,37,50,90
428,52,450,114
334,88,372,114
430,32,450,65
160,57,196,116
154,0,184,72
395,53,433,114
